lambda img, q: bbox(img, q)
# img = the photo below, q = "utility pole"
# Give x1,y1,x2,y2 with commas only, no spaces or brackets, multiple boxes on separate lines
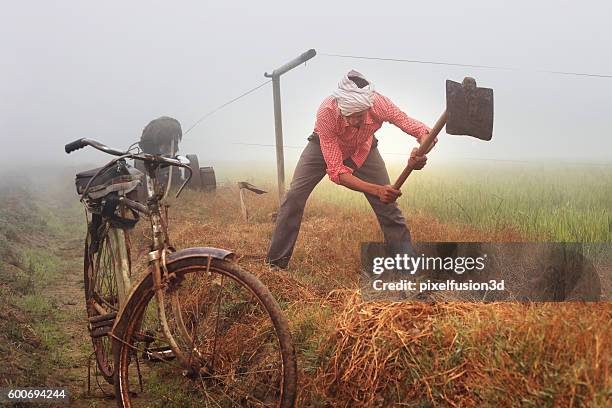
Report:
264,49,317,201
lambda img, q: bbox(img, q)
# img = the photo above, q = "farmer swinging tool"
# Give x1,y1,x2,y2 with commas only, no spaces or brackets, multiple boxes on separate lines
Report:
393,77,494,189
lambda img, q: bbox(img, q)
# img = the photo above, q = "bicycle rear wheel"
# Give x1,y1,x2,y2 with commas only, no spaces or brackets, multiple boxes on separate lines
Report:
84,223,130,383
113,257,297,407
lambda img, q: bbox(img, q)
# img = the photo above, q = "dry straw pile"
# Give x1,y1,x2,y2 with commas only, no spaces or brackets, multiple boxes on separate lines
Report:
316,291,610,407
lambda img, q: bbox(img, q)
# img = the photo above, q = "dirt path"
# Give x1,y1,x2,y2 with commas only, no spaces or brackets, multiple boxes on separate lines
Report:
45,243,116,406
37,179,117,407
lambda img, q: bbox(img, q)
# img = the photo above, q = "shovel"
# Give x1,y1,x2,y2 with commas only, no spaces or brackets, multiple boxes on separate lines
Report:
393,77,494,189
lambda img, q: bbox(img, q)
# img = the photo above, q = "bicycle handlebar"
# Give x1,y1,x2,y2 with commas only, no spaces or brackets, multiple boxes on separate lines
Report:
65,138,88,153
66,138,194,199
65,138,130,156
65,137,186,167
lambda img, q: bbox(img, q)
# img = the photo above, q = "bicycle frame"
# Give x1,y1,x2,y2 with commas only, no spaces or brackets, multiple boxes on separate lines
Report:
92,165,168,318
139,158,192,365
99,158,234,370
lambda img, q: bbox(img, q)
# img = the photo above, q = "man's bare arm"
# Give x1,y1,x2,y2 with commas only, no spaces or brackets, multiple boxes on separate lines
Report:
338,173,401,204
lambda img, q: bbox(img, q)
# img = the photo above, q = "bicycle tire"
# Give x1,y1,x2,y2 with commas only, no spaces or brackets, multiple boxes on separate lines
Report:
84,224,130,383
112,257,297,408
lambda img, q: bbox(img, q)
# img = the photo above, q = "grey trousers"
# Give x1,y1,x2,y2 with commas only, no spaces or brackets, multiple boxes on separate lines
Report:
266,135,412,268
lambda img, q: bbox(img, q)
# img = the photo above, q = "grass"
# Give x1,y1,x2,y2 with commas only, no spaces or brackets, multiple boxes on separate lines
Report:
396,162,611,243
316,293,610,407
0,176,85,388
216,162,612,242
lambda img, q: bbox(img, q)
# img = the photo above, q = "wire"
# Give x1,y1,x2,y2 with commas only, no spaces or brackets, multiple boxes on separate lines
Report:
182,52,609,140
183,79,272,136
320,53,612,79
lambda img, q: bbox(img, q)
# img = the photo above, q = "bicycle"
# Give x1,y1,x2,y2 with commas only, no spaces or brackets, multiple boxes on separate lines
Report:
66,138,298,407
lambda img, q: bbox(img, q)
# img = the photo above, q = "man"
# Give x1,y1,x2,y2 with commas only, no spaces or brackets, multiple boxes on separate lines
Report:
266,70,431,269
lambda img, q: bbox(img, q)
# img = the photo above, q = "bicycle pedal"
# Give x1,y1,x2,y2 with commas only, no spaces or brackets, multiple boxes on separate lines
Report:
88,311,117,324
88,312,116,338
90,326,112,338
143,346,175,362
133,330,155,343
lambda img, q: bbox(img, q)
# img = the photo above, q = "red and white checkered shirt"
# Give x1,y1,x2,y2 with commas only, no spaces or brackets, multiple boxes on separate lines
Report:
314,92,430,184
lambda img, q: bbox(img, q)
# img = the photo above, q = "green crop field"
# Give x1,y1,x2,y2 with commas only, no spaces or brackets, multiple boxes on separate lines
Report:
218,161,612,243
384,163,609,242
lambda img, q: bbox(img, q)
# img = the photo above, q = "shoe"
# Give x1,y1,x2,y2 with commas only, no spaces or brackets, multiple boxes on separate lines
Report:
264,258,288,270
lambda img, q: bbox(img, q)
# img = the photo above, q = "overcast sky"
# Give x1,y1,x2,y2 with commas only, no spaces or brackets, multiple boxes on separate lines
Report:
1,0,611,172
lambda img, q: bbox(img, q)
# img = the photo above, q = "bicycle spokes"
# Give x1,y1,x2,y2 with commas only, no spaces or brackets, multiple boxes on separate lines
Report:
117,264,287,407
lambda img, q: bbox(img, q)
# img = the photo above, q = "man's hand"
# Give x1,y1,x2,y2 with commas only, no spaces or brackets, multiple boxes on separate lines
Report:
408,148,427,170
338,173,402,203
376,184,402,204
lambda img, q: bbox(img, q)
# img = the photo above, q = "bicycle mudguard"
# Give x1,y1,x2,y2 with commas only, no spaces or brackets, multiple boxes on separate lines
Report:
165,246,235,264
110,247,236,343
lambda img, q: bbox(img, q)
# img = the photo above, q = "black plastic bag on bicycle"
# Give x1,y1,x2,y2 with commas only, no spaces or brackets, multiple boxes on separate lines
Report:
88,192,140,254
75,160,143,254
75,161,143,200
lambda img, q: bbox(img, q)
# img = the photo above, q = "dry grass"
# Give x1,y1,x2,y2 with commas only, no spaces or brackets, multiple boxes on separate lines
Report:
129,186,610,407
319,292,610,407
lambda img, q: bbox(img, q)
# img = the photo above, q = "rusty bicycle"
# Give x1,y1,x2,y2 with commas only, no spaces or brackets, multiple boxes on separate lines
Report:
66,138,297,407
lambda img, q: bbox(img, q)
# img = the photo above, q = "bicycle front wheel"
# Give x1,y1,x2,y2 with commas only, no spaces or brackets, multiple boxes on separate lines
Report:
84,224,130,383
113,257,297,408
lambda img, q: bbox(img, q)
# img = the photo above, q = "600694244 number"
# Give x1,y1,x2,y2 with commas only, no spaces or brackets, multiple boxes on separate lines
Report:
0,388,69,403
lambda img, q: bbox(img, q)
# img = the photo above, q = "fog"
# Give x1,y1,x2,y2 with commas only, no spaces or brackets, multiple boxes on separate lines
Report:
1,0,611,175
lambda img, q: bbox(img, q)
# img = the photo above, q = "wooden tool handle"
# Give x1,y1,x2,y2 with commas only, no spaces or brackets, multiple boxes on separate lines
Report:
392,110,448,190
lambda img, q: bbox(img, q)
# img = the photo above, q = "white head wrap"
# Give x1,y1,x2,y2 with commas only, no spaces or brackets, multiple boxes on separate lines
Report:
332,69,375,116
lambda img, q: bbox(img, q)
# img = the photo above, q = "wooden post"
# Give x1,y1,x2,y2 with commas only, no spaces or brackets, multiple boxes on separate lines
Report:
271,75,285,200
239,187,249,222
264,49,317,202
237,182,268,222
